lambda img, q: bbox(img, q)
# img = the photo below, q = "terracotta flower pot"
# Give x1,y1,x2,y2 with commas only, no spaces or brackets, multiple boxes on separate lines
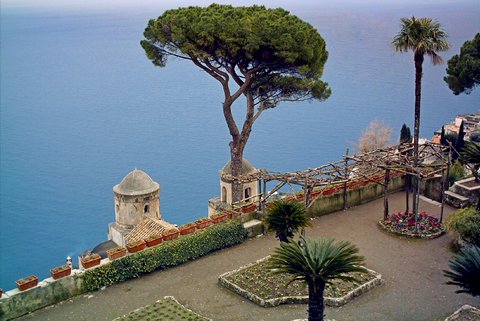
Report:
16,275,38,291
126,240,146,253
50,265,71,280
145,235,163,247
163,230,180,241
106,247,127,260
179,224,196,235
81,253,101,269
211,214,227,223
195,218,213,229
241,203,257,213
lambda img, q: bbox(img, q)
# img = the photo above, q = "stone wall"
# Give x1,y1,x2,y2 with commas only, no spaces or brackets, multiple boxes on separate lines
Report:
307,175,405,217
0,271,86,320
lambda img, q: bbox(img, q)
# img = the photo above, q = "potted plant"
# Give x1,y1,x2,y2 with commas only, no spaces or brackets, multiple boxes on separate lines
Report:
145,234,163,247
16,275,38,291
179,223,196,235
126,240,146,253
50,264,71,280
195,218,212,229
81,253,102,269
211,213,227,223
163,228,180,241
241,203,257,213
106,246,127,260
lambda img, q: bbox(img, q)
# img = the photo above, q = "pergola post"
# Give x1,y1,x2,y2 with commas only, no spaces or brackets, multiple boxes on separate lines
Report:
383,162,391,220
343,148,349,210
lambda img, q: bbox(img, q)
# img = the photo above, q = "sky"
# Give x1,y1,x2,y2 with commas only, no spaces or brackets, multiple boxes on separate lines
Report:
2,0,478,12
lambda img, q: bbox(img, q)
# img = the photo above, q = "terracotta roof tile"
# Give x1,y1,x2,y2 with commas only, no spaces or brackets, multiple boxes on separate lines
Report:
125,217,177,243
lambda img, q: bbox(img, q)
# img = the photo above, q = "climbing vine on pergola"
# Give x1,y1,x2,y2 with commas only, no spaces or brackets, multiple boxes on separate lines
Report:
223,142,451,225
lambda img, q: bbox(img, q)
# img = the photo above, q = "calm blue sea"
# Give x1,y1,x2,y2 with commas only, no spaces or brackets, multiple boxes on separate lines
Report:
1,1,479,289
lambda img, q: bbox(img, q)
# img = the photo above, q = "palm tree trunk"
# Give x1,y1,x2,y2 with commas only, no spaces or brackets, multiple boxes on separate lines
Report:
412,52,424,223
308,280,325,321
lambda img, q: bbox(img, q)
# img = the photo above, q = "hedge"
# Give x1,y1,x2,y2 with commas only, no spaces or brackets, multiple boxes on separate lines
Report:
83,220,247,291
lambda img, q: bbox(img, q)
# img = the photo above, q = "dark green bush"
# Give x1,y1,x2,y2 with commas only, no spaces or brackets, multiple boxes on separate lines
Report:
83,221,246,291
446,207,480,246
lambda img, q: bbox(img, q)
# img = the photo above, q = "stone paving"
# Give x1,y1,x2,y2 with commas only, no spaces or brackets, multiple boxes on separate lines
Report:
17,192,479,321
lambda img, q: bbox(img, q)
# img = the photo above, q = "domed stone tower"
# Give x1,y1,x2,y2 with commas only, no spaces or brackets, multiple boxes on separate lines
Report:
108,169,161,245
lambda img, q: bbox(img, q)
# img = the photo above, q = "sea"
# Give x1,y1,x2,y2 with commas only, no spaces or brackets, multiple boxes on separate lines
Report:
1,0,479,290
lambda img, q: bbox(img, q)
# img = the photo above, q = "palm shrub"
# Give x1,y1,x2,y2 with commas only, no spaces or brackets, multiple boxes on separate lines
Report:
444,245,480,297
264,200,310,243
270,237,366,321
446,207,480,246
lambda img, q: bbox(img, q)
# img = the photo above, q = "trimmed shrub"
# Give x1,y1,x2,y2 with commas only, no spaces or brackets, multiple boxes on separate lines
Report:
446,207,480,246
83,221,246,291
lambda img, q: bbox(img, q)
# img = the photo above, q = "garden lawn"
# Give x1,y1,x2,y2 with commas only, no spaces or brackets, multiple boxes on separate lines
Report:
113,296,210,321
224,258,377,300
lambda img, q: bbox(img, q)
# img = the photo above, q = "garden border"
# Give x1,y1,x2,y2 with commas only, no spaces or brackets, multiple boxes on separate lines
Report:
377,220,446,239
218,256,384,308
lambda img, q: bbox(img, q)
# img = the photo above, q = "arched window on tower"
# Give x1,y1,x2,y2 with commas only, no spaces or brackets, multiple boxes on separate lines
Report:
144,204,150,214
221,187,227,202
244,187,251,200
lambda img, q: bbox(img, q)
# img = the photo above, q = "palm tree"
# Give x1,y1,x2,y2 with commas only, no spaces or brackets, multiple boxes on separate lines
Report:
392,17,449,217
444,245,480,297
264,200,310,243
270,237,366,321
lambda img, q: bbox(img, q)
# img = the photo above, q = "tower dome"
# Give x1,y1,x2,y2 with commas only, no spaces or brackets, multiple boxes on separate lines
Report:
221,158,256,176
113,169,159,196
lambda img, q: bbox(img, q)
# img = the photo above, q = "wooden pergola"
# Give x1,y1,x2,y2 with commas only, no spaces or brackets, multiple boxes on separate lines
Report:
223,142,451,222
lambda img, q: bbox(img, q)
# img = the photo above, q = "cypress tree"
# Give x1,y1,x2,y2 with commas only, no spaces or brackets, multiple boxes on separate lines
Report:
440,126,446,145
400,124,412,144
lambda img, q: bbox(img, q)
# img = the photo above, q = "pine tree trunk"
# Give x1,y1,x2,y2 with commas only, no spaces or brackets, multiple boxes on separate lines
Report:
412,53,424,219
308,280,325,321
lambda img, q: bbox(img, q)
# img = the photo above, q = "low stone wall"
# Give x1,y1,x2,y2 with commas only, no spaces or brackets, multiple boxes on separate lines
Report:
307,175,405,217
218,256,384,308
0,270,86,320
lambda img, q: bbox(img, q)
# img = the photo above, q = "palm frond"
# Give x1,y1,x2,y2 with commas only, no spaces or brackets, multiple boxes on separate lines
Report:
444,245,480,296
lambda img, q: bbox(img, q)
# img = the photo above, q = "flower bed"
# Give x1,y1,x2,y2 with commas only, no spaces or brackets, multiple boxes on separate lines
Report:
219,256,383,307
378,211,446,239
113,296,211,321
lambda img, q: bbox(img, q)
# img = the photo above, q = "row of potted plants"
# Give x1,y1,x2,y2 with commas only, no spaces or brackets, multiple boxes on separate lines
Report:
10,212,239,293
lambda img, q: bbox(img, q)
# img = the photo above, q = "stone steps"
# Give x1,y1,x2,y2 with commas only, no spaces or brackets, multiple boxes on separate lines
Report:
445,190,470,208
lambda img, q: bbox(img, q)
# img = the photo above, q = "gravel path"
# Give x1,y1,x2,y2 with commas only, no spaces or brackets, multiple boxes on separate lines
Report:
17,192,479,321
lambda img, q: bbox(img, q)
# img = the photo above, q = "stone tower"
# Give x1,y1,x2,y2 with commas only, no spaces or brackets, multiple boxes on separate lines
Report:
108,169,160,245
219,158,259,205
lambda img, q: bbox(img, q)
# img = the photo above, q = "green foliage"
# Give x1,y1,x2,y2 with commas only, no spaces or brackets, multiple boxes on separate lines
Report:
448,160,465,185
83,221,246,291
141,4,331,106
264,200,310,243
461,142,480,166
446,207,480,246
470,131,480,143
399,123,411,144
392,16,449,61
114,297,210,321
444,245,480,297
444,33,480,95
270,237,366,321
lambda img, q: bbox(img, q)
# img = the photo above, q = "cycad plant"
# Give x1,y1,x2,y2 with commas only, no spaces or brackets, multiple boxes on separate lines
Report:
444,245,480,297
270,237,366,321
264,200,310,243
